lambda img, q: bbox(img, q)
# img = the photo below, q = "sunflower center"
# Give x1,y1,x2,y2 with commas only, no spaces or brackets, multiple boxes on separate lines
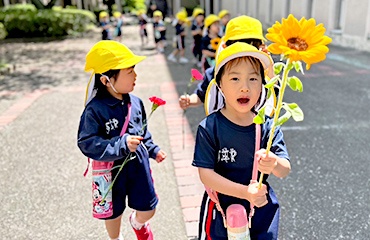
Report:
287,37,308,51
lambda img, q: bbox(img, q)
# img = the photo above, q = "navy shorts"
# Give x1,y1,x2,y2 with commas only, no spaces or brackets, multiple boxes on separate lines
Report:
175,35,185,50
104,147,158,220
198,186,280,239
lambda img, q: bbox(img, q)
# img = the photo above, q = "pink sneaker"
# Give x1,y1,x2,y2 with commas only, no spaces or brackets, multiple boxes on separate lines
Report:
129,213,154,240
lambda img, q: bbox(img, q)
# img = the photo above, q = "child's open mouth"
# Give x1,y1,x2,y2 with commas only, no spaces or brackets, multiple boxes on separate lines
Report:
237,97,250,104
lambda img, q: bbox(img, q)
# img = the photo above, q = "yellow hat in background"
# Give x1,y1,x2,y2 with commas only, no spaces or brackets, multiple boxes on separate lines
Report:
136,9,146,15
224,15,266,42
218,9,230,19
85,40,146,74
215,42,272,76
176,11,189,23
153,10,163,17
192,7,204,18
99,11,108,18
113,11,121,18
204,14,220,28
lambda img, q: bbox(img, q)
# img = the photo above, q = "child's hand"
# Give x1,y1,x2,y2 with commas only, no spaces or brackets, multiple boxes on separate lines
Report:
155,150,167,163
126,135,144,152
246,181,268,207
179,94,190,109
256,149,278,174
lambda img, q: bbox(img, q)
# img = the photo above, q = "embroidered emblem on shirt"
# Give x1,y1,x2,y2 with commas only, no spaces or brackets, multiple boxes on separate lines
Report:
105,118,119,134
218,147,237,163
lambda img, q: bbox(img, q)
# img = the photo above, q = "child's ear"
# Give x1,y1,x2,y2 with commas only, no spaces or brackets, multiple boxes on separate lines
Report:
100,76,108,86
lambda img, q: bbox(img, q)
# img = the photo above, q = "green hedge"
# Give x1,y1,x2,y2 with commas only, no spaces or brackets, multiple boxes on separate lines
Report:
0,4,96,38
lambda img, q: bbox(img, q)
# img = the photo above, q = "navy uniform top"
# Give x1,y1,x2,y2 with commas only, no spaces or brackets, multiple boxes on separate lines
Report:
175,23,185,36
192,111,289,233
77,92,160,163
191,20,204,42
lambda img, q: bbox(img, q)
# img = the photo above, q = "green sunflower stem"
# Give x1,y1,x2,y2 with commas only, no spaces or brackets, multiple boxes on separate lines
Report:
258,58,292,189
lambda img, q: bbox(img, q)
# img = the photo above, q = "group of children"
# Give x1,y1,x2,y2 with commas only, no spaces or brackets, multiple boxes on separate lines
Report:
79,8,291,240
99,11,124,42
167,8,230,72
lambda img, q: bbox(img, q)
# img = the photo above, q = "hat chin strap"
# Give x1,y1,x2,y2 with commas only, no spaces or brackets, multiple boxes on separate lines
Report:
254,85,266,112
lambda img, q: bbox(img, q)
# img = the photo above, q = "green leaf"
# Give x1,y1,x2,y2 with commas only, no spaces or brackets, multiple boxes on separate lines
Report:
267,87,272,99
253,106,266,124
282,103,304,122
275,111,292,126
293,61,304,74
273,62,284,75
287,76,303,92
265,76,279,89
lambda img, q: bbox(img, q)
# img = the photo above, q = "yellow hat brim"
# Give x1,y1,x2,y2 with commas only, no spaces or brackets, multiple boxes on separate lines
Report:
215,42,273,76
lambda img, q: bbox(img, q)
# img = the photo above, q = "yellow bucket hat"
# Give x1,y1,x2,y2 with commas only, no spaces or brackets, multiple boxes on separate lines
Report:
153,10,163,17
224,15,266,42
113,11,121,18
84,40,146,105
204,42,273,115
99,11,108,19
205,14,220,28
192,7,204,18
218,9,230,19
176,11,188,22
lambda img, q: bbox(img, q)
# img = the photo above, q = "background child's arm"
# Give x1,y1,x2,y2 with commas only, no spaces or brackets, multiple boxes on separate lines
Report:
198,167,268,208
256,149,291,178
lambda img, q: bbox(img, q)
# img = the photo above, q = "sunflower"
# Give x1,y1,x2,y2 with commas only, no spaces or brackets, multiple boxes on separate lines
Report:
266,14,332,70
210,37,221,50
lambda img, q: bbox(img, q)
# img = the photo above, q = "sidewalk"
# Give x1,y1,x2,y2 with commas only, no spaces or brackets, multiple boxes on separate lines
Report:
0,22,203,239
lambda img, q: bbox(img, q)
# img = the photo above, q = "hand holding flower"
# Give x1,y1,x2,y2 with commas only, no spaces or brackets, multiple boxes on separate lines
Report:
255,149,278,175
126,135,144,152
245,182,268,208
155,149,167,163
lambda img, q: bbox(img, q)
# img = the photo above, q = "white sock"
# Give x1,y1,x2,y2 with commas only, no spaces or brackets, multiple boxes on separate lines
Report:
130,211,145,230
110,233,123,240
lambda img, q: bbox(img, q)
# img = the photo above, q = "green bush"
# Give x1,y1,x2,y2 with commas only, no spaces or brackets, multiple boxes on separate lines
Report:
0,22,7,39
0,4,96,38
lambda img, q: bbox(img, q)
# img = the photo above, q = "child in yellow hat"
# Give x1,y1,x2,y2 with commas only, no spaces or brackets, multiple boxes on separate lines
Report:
179,15,271,111
191,7,205,67
99,11,112,40
218,9,230,36
152,10,166,53
192,42,291,239
137,10,149,46
167,11,190,63
78,40,167,240
113,11,123,42
200,14,221,72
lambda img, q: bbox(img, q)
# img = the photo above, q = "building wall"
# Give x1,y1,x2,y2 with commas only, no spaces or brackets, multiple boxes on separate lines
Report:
197,0,370,52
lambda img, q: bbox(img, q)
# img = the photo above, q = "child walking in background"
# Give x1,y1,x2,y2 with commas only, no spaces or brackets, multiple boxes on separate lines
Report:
179,15,270,110
200,14,221,73
152,10,166,53
192,42,291,239
99,11,112,40
138,10,149,47
78,40,166,240
113,11,123,42
167,11,189,64
191,7,205,67
218,9,230,37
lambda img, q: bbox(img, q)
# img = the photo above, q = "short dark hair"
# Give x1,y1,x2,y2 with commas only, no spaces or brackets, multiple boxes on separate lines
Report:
225,38,263,49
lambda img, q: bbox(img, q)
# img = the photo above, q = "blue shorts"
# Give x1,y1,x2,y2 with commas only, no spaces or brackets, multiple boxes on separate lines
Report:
104,148,158,220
